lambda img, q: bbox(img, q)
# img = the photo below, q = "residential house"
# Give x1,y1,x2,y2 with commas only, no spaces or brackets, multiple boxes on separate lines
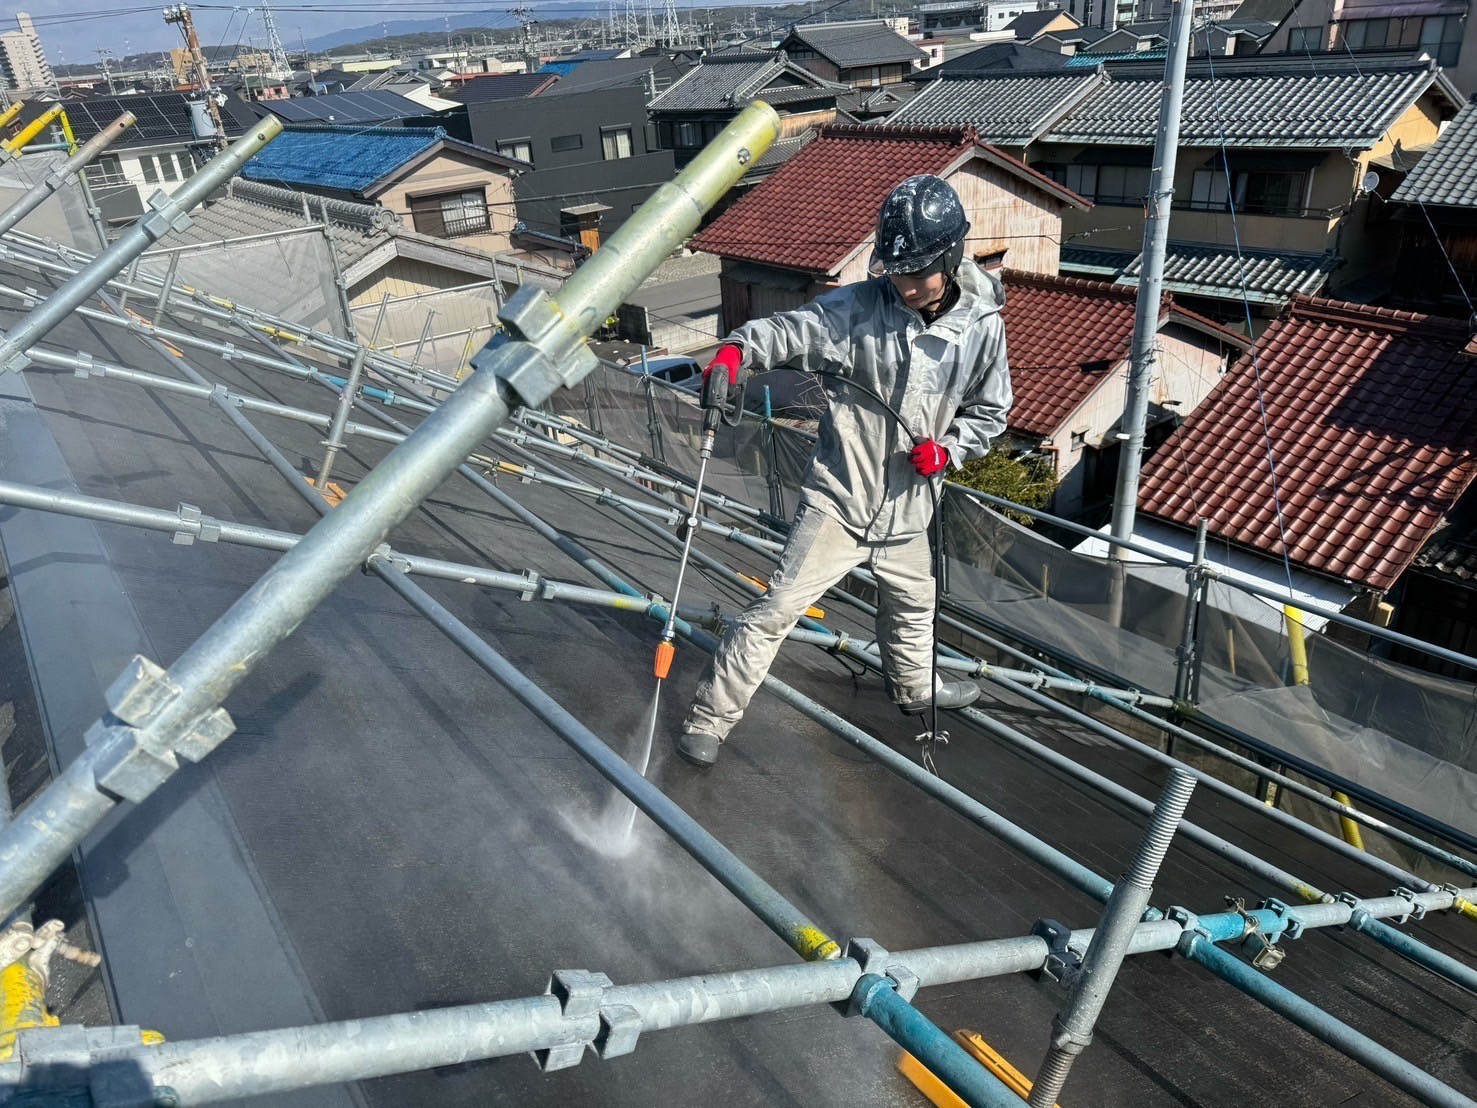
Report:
241,125,526,256
1005,9,1085,39
1387,95,1477,315
688,124,1090,330
1136,295,1477,641
835,83,927,121
777,20,930,87
10,91,260,226
1258,0,1472,94
465,56,684,241
891,55,1462,323
929,40,1074,75
998,271,1247,517
237,73,292,101
446,72,561,105
648,51,847,168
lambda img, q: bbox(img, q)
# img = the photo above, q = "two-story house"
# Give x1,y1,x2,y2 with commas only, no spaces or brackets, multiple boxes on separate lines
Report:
777,20,930,88
240,125,526,257
465,55,689,244
891,55,1463,325
647,50,847,168
1387,95,1477,314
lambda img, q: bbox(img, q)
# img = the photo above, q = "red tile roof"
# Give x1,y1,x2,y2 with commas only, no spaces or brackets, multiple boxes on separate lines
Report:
1139,296,1477,591
692,125,975,274
1002,271,1245,438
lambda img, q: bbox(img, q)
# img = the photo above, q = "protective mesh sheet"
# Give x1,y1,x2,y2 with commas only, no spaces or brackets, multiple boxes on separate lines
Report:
140,230,339,335
0,153,100,251
352,282,504,379
553,363,1477,837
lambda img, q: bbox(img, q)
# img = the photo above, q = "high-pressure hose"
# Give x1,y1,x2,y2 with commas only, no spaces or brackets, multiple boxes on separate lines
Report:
811,370,949,771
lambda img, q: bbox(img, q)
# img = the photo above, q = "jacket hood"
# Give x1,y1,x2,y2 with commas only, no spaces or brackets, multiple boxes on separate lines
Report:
955,259,1005,318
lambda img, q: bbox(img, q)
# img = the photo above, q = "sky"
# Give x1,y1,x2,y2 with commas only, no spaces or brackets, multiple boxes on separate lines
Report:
18,0,798,69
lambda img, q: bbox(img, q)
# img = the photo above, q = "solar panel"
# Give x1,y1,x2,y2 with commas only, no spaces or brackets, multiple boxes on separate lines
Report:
263,91,427,125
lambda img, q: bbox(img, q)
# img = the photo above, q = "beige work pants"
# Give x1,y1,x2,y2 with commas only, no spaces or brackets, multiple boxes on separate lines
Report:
684,505,936,740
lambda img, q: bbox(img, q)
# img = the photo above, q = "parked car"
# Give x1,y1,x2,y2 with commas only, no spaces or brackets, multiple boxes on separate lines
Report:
620,354,702,394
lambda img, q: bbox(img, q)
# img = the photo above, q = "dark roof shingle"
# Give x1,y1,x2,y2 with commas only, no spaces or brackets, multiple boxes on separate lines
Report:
1139,297,1477,589
890,72,1102,145
932,41,1072,76
1006,9,1078,38
1391,97,1477,209
783,21,928,67
1121,241,1338,303
649,52,839,112
448,72,560,103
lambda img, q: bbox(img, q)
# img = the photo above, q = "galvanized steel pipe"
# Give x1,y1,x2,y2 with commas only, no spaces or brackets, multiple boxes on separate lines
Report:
0,111,135,239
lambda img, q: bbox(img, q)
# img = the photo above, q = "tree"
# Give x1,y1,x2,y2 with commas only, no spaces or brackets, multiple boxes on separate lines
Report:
948,452,1058,524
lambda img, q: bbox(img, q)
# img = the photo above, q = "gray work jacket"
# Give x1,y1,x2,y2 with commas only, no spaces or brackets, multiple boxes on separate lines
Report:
731,260,1012,540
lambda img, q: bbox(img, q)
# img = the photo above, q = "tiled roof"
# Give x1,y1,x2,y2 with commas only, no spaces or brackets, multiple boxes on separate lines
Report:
449,72,559,103
1139,297,1477,590
1043,54,1459,147
244,126,444,193
1059,244,1135,277
835,82,923,116
783,21,928,67
1066,50,1167,67
1002,272,1142,436
648,52,839,112
1119,241,1338,304
746,130,816,174
932,41,1072,76
539,56,685,96
889,72,1102,145
1391,98,1477,209
1007,9,1078,38
691,125,976,273
1414,528,1477,580
1001,270,1244,437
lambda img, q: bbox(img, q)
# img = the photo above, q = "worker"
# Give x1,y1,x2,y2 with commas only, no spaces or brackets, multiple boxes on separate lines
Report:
677,174,1013,767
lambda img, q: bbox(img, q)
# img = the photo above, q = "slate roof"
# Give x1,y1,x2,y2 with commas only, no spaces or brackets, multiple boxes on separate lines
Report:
1391,97,1477,209
649,51,841,112
1003,270,1246,436
889,72,1103,145
539,55,684,96
691,124,1086,274
1119,241,1338,304
932,41,1072,76
1006,9,1079,38
1059,244,1135,277
260,90,435,125
11,91,257,148
1139,296,1477,590
782,20,928,67
241,125,524,196
445,72,559,103
1043,54,1460,147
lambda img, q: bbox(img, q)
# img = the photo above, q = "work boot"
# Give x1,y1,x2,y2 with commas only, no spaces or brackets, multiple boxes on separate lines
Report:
898,678,980,716
676,729,722,767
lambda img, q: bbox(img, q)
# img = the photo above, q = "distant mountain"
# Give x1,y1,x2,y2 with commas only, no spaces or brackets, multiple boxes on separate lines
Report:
306,8,548,52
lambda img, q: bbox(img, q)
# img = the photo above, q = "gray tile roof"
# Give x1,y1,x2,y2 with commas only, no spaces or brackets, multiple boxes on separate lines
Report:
745,130,816,176
934,41,1072,76
888,72,1104,145
1391,98,1477,209
1059,244,1135,277
1044,55,1459,147
1119,240,1339,303
649,52,840,112
1006,9,1077,38
784,21,928,67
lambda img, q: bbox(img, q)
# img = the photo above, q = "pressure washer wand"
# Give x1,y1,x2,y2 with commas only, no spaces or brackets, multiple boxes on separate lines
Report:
653,370,740,681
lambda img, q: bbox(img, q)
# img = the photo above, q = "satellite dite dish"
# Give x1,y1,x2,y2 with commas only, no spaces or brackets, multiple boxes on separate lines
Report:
1361,170,1381,194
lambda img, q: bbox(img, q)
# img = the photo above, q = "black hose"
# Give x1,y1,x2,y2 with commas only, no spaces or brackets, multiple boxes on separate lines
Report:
812,371,948,769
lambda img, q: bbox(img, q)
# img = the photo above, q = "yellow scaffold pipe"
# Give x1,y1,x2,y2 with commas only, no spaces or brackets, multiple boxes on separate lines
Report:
0,101,24,133
1,105,64,155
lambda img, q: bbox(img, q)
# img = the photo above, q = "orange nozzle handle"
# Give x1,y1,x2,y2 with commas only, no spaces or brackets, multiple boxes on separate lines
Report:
654,640,676,680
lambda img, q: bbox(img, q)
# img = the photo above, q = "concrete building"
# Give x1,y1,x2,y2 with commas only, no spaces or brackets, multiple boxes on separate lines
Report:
0,12,54,93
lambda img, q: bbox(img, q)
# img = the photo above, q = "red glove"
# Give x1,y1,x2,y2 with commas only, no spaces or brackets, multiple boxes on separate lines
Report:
910,440,949,477
704,343,743,387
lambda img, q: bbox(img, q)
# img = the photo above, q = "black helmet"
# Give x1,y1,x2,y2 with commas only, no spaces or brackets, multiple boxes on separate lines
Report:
868,174,970,278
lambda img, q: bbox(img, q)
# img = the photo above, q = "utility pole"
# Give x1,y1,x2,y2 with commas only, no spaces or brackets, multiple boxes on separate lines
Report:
507,5,537,73
97,48,116,94
163,4,226,148
1107,0,1194,553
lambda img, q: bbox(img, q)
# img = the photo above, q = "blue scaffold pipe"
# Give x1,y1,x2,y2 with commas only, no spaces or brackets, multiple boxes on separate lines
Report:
322,372,397,405
1181,934,1477,1108
852,974,1023,1108
1355,915,1477,996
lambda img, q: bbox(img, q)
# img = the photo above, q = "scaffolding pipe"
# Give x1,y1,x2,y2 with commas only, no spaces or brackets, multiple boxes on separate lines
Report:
7,884,1470,1103
0,116,284,374
316,349,365,489
0,106,64,158
1029,771,1197,1106
0,103,780,920
0,112,135,239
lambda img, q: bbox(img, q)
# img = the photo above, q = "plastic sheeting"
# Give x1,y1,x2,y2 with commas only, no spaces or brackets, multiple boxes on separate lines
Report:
550,364,1477,837
351,282,504,379
0,151,100,251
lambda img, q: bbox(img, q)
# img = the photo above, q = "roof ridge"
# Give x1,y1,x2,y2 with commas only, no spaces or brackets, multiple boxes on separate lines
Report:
1290,293,1475,339
821,122,975,145
1003,267,1138,300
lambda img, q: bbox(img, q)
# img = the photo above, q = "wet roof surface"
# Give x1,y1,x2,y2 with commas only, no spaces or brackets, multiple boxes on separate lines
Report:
0,261,1474,1106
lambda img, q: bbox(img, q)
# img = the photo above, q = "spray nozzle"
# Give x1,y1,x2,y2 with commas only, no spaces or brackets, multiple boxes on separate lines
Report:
654,639,675,680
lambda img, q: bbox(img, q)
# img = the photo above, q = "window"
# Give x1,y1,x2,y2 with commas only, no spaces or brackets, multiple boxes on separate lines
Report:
85,153,125,188
1420,14,1462,65
550,133,583,153
1343,17,1391,50
676,121,700,147
601,127,633,160
1188,168,1306,215
409,188,490,239
1288,24,1324,52
135,152,192,184
1037,162,1149,205
496,139,532,164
